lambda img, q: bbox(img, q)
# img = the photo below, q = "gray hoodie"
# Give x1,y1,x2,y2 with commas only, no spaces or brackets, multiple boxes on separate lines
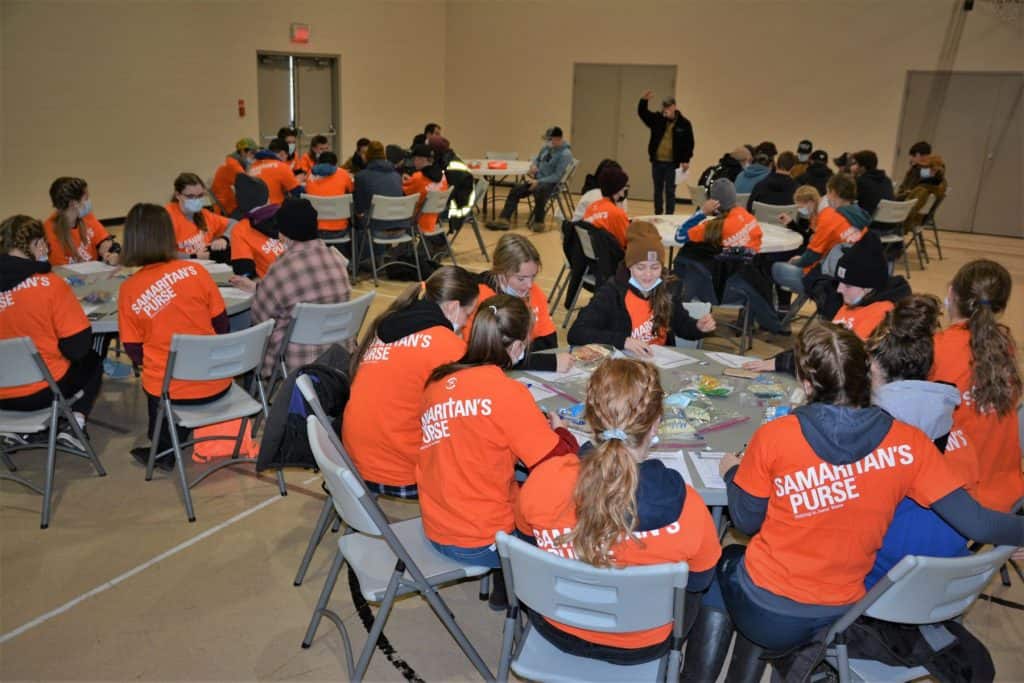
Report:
872,380,959,440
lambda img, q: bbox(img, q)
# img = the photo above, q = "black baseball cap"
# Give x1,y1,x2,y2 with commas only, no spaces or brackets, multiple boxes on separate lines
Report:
410,144,433,159
797,139,813,154
810,150,828,163
544,126,564,140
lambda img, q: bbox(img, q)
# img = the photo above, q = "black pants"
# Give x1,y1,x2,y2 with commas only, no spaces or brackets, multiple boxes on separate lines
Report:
145,385,231,455
529,609,670,665
0,351,103,417
500,181,556,223
651,161,677,215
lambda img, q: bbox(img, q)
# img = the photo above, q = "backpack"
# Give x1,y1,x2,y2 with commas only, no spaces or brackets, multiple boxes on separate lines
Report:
257,351,351,472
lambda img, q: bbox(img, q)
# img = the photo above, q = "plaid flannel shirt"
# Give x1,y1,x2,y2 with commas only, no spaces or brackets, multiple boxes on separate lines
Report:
251,240,352,377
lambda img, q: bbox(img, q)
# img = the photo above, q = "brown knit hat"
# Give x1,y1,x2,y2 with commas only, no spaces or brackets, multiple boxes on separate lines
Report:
365,140,386,161
624,221,665,268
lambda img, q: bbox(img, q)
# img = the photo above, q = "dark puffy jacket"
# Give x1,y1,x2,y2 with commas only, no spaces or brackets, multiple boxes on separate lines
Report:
637,99,694,164
856,169,895,215
796,163,833,195
353,159,405,229
747,172,799,210
567,272,704,349
699,154,744,190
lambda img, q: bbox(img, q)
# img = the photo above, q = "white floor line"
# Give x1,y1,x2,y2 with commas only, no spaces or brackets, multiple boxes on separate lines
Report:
302,475,320,485
0,494,282,645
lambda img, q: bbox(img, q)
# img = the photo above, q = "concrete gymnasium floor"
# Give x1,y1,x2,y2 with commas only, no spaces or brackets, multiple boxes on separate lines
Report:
2,200,1023,681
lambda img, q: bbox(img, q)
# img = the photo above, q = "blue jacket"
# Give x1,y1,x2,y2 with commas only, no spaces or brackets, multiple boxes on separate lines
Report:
532,142,573,185
353,159,406,230
734,164,770,194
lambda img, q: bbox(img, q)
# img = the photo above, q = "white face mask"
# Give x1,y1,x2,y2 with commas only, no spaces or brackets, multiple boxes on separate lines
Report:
288,143,296,155
797,206,810,218
920,168,932,179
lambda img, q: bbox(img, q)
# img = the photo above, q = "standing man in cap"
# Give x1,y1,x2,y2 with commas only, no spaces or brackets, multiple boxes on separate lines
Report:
791,140,814,179
211,137,258,218
487,126,573,232
638,91,694,216
246,197,352,378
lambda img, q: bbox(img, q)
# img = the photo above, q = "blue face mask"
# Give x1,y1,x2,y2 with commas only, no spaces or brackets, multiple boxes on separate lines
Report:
77,199,92,218
182,197,205,214
797,206,810,218
628,276,662,294
920,168,932,179
502,285,526,298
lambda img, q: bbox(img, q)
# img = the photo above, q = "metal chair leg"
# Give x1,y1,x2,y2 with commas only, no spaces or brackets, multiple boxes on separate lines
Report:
548,263,567,305
468,214,490,262
561,270,588,329
302,546,346,648
164,399,196,522
40,406,59,529
295,496,337,586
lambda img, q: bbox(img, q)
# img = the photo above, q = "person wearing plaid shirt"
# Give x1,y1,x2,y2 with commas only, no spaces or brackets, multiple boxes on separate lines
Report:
247,198,352,378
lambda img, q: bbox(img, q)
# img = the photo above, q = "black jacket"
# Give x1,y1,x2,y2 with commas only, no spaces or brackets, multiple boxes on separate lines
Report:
698,153,743,189
747,172,799,210
567,272,704,349
353,159,405,229
637,99,694,164
795,162,833,195
0,255,93,364
856,169,895,215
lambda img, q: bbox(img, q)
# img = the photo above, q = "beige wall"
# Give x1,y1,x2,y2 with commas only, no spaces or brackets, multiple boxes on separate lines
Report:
0,0,446,217
444,0,1024,181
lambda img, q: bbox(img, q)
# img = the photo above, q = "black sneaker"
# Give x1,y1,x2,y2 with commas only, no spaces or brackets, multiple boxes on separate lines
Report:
1,432,48,448
56,422,88,452
131,446,175,472
486,219,511,231
488,569,508,612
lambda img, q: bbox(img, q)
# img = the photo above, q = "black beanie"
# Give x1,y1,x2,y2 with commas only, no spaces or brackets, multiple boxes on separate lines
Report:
598,167,629,198
836,232,888,290
276,198,319,242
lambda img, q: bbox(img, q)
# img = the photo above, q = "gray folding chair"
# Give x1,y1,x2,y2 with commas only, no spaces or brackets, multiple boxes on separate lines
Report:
528,158,578,230
873,199,919,278
417,187,457,264
751,202,798,226
146,319,280,522
365,194,421,287
301,415,494,681
302,193,357,280
0,337,106,528
562,225,599,329
822,544,1018,683
687,184,708,210
907,193,937,267
266,292,375,398
919,193,944,260
495,531,688,683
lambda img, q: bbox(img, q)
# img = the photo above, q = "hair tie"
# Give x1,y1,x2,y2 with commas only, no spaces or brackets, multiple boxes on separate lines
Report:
601,428,628,442
488,305,498,315
420,281,427,293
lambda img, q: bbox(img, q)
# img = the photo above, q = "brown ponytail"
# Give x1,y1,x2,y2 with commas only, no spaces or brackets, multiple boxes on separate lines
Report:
703,216,727,250
795,320,872,408
867,294,941,382
646,273,679,341
427,294,531,385
173,172,208,231
950,260,1021,416
350,266,478,376
566,359,664,567
48,176,88,256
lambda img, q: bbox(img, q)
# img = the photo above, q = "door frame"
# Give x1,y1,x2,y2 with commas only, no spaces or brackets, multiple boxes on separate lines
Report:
256,50,342,154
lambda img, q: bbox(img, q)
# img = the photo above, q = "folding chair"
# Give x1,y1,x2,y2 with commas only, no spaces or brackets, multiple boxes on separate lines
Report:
495,531,689,683
919,194,944,260
873,199,918,278
145,319,279,522
821,544,1017,683
417,187,457,264
301,415,494,681
527,158,578,230
687,184,708,210
449,178,491,262
302,193,357,280
751,202,798,226
266,292,375,400
735,193,751,210
365,194,421,287
562,225,599,329
0,337,106,528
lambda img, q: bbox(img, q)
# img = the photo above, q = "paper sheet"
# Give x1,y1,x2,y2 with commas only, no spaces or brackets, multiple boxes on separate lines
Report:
647,346,700,369
682,301,712,320
654,451,694,487
526,365,589,383
218,287,252,300
687,451,727,488
674,168,689,185
516,378,557,402
63,261,116,275
703,351,760,369
80,303,101,316
200,262,233,274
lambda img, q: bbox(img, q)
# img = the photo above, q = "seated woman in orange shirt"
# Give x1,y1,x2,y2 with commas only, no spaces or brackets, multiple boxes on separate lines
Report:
517,358,721,665
117,204,231,472
343,266,478,498
417,295,578,597
581,166,630,249
43,177,120,266
464,234,572,373
0,215,102,447
930,259,1024,512
165,173,232,262
702,322,1024,682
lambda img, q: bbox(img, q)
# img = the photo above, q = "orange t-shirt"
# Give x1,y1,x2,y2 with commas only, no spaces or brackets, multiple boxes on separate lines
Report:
929,322,1024,511
583,197,630,249
211,155,245,216
518,456,721,649
42,213,111,266
164,202,231,256
229,219,286,278
0,270,90,398
831,301,894,341
305,170,356,231
343,325,466,487
417,364,559,547
293,152,317,177
117,261,231,400
734,415,963,605
805,207,866,273
687,207,763,252
463,282,556,344
249,158,300,204
403,171,449,235
625,290,667,346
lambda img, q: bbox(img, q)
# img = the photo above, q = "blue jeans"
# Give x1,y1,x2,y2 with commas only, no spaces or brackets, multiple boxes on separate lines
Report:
430,540,501,568
651,161,677,215
772,262,805,296
723,275,785,333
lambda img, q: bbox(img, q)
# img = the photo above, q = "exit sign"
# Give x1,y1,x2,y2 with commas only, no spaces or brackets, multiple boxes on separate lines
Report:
290,23,310,44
